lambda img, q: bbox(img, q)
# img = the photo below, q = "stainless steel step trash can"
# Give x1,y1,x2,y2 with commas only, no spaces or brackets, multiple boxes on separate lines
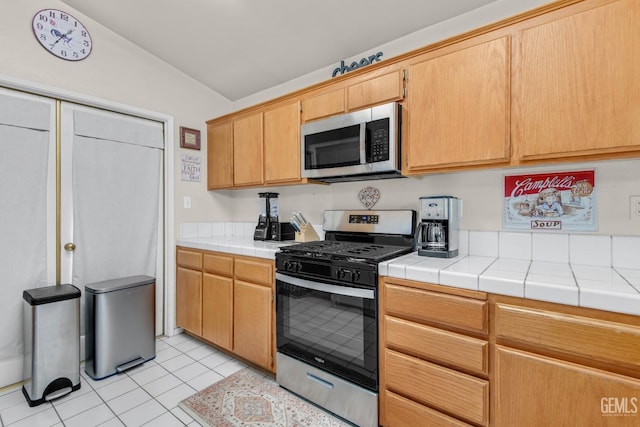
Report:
84,275,156,380
22,284,81,407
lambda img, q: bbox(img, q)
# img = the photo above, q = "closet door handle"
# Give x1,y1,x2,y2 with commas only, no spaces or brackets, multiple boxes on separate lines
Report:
64,242,76,252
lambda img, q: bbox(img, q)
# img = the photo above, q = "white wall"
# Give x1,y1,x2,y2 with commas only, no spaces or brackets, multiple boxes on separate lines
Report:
217,0,640,237
4,1,638,237
221,159,640,236
0,0,233,234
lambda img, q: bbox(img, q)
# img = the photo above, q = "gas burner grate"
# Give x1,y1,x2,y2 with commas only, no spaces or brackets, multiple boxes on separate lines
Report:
281,240,411,262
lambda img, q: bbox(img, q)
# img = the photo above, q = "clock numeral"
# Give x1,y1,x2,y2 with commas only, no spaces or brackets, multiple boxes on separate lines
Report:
40,34,47,42
38,14,48,22
49,11,56,18
73,52,79,59
81,30,88,37
36,23,44,31
60,13,69,21
60,50,67,57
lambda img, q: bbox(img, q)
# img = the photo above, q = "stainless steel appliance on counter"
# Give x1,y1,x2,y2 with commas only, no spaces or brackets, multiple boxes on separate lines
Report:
301,102,403,182
275,209,415,427
415,195,460,258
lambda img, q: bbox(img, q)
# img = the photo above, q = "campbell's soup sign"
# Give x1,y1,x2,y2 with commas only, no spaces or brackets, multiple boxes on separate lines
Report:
503,170,596,231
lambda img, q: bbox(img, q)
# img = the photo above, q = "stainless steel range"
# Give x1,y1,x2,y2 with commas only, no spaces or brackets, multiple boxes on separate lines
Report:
275,209,415,427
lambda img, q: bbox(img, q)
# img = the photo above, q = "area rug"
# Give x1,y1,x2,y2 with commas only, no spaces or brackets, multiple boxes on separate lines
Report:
179,368,352,426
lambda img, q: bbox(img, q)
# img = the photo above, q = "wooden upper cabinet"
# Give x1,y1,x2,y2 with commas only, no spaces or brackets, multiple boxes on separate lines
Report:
207,121,233,190
233,113,263,187
405,36,510,173
347,70,404,111
264,101,301,184
514,0,640,161
301,89,345,122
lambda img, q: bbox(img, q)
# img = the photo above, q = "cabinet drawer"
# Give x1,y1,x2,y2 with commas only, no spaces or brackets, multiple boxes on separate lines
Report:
384,390,472,427
384,316,488,375
177,248,202,270
203,252,233,277
235,258,273,286
494,303,640,371
384,284,487,333
385,349,488,426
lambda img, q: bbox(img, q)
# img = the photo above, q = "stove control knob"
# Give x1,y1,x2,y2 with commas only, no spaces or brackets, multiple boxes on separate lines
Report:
337,268,356,282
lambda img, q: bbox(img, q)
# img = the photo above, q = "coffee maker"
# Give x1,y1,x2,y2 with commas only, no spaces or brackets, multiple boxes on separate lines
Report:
254,192,279,241
416,196,459,258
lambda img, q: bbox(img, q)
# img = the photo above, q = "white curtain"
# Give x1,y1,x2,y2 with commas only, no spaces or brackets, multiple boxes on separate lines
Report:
70,108,163,337
0,91,54,387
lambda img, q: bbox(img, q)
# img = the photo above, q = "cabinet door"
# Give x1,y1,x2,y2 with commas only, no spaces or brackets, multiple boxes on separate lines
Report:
516,0,640,160
202,273,233,350
176,267,202,335
264,101,301,184
233,280,272,370
207,121,233,189
301,89,345,122
347,70,404,112
233,113,263,187
494,346,640,427
406,37,509,172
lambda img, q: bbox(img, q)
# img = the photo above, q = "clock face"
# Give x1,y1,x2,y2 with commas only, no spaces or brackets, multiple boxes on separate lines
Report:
32,9,92,61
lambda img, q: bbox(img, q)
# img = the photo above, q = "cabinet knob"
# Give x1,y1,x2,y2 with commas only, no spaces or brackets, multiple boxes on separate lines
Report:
64,242,76,252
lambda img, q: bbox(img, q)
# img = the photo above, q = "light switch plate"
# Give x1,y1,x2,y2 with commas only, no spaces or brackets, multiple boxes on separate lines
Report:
184,196,191,209
630,196,640,220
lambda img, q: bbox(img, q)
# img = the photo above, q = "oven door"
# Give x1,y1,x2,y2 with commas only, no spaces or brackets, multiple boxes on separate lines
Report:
275,272,378,391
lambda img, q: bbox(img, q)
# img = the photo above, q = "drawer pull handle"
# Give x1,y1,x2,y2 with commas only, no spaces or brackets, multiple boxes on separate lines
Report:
306,373,334,389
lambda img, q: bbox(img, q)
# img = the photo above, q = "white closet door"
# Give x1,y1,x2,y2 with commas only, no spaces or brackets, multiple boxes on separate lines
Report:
60,103,164,341
0,89,56,387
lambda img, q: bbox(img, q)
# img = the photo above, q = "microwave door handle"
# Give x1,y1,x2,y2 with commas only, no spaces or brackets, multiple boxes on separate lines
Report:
276,273,374,300
359,122,367,164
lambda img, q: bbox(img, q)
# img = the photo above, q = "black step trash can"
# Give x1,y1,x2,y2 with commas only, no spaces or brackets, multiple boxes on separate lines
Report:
84,275,156,380
22,284,81,407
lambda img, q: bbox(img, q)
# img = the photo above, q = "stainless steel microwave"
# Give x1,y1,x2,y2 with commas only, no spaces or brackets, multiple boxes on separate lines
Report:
301,102,402,183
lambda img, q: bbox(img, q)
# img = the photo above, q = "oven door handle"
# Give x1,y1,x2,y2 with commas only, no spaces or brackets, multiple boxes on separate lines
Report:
276,273,374,300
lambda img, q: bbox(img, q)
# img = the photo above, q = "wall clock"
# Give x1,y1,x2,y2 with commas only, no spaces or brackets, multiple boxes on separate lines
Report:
32,9,93,61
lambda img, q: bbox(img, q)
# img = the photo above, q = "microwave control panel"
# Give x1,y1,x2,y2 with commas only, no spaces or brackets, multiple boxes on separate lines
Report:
366,118,390,163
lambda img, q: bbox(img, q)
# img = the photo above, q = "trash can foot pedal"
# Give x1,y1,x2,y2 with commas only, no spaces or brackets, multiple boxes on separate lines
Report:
116,357,145,373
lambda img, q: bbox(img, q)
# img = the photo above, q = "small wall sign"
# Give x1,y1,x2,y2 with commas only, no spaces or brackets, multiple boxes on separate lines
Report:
332,52,383,77
503,170,597,231
181,154,201,182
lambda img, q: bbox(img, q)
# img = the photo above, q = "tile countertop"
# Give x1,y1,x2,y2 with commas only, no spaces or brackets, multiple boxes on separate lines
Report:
177,229,640,318
176,236,295,259
380,253,640,317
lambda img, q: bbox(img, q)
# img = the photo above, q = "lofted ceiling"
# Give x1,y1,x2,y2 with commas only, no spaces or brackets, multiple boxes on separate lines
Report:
59,0,497,101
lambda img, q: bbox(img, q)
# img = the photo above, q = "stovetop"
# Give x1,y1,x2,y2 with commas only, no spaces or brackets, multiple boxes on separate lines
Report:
279,240,413,263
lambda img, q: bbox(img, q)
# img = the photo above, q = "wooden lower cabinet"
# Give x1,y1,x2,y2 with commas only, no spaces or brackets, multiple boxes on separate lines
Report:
176,266,202,336
384,390,473,427
385,349,489,426
380,278,489,426
201,272,232,350
233,280,273,369
176,247,275,372
494,346,640,427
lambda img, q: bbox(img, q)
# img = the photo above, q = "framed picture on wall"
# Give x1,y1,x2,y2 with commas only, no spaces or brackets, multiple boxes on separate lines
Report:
180,126,201,150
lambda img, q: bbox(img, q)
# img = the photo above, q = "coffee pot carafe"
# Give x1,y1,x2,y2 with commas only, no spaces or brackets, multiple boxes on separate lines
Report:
416,196,459,258
254,192,279,240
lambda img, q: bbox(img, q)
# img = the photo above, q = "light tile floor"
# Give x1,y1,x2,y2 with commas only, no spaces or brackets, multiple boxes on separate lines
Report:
0,333,255,427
